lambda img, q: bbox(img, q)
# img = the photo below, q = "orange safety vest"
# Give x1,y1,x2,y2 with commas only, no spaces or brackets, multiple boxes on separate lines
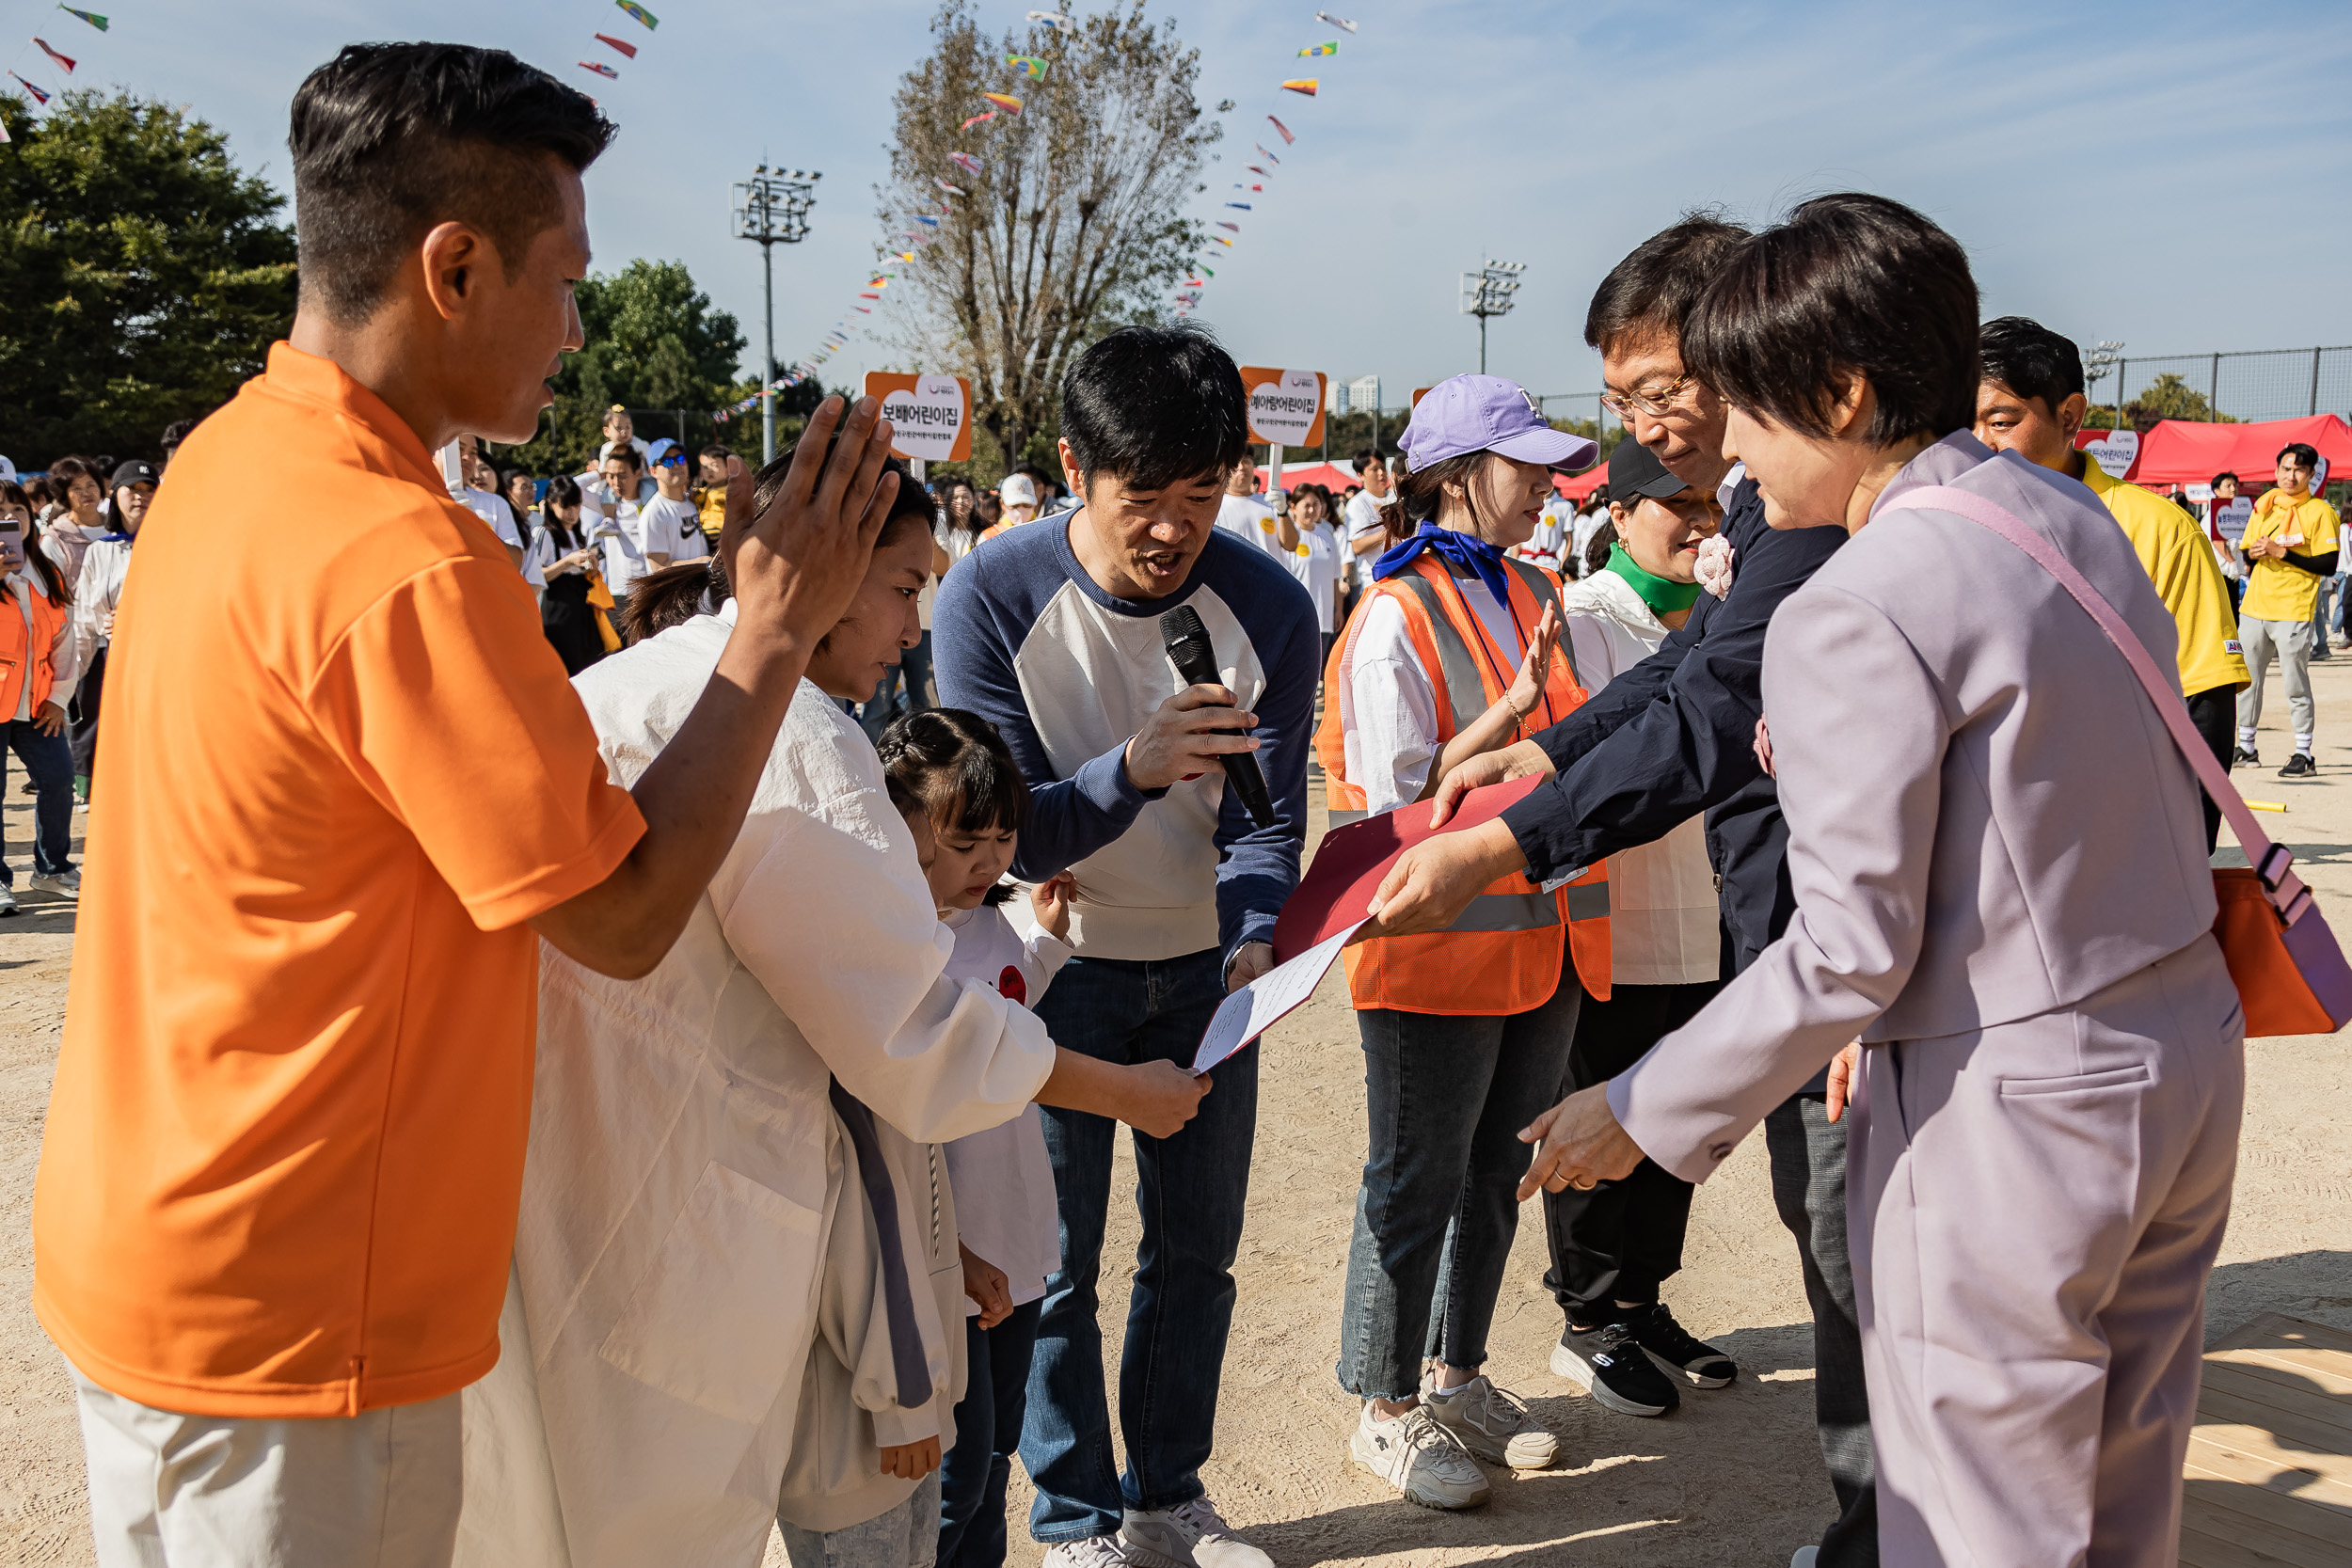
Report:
1315,553,1612,1014
0,575,68,720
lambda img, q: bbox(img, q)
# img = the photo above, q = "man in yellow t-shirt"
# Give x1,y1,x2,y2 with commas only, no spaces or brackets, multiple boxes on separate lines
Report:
2236,442,2340,775
1976,317,2252,839
692,444,731,545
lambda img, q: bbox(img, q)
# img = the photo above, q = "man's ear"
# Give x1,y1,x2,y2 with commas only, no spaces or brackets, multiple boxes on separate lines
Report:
419,221,493,321
2056,391,2088,442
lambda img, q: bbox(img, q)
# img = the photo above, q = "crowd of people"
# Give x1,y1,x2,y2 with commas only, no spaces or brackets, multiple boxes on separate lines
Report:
3,37,2334,1568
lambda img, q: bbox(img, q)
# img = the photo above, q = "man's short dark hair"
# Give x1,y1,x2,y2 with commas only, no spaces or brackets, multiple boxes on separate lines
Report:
1979,316,2084,410
2213,470,2240,489
1353,447,1387,470
1584,211,1751,356
1684,192,1979,446
604,444,643,471
2278,443,2320,468
1060,323,1249,491
289,43,615,326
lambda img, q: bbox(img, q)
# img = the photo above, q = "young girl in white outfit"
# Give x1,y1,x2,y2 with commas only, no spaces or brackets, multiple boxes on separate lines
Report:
878,708,1074,1568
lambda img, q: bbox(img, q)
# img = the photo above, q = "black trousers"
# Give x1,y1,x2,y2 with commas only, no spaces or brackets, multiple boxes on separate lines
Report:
1539,978,1721,1320
69,641,105,790
2185,684,2236,853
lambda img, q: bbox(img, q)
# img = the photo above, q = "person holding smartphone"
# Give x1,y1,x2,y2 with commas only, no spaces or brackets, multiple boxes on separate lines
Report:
0,481,80,913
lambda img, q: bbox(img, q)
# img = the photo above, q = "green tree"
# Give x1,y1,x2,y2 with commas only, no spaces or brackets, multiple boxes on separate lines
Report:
0,89,296,467
882,1,1217,467
507,259,749,468
2081,372,2239,433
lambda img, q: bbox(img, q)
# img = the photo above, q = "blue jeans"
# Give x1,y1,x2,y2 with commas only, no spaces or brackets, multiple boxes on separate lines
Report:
2312,575,2343,654
862,630,934,744
1021,949,1259,1544
1336,958,1581,1402
938,1301,1041,1568
0,718,74,885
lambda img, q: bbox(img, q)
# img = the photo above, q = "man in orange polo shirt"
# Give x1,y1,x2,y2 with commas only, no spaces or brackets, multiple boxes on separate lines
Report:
32,42,901,1565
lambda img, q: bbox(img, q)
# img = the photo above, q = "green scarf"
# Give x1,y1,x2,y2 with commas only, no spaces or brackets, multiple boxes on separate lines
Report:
1604,542,1703,617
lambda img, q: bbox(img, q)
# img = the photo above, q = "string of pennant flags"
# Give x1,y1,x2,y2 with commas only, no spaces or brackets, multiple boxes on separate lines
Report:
2,3,114,142
721,8,1082,421
1173,10,1358,316
577,0,657,92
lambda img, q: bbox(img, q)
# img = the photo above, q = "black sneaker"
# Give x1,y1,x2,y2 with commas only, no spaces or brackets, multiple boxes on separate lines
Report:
2233,747,2261,767
1549,1321,1678,1416
1621,1302,1738,1388
2281,752,2317,778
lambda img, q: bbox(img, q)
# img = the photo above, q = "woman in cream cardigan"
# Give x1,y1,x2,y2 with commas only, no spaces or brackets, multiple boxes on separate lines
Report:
456,453,1207,1568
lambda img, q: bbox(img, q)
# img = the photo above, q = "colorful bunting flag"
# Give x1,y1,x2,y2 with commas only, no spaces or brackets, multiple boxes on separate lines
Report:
1315,12,1358,32
1266,115,1295,144
960,110,997,131
860,292,880,300
1233,183,1261,191
1007,55,1048,81
1209,235,1232,245
579,60,618,80
614,0,658,29
895,251,917,261
9,71,51,105
937,180,966,195
1247,166,1268,175
1224,202,1251,210
1298,40,1339,56
1280,79,1318,96
1216,220,1239,232
914,214,941,226
1254,143,1281,163
1199,265,1214,277
854,306,872,314
981,92,1024,114
949,150,983,174
595,32,637,58
1025,10,1076,33
34,39,74,72
0,117,10,144
57,6,107,29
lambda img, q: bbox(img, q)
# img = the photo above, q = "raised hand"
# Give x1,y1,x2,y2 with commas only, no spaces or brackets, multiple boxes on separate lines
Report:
721,396,900,650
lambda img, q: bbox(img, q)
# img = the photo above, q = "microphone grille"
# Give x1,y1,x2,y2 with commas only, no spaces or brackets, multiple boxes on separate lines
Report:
1159,604,1209,646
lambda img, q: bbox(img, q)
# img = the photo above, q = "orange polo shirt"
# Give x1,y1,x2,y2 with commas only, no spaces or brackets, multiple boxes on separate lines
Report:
33,343,646,1418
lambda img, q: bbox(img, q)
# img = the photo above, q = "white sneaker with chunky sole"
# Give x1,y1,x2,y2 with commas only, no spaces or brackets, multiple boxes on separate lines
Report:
1419,1372,1561,1469
1121,1497,1272,1568
1349,1403,1491,1511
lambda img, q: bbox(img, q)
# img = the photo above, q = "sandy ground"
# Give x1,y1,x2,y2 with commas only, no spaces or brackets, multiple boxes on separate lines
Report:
2,660,2349,1568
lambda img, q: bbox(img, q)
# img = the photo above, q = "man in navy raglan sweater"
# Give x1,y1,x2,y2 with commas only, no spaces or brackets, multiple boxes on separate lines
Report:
935,325,1317,1568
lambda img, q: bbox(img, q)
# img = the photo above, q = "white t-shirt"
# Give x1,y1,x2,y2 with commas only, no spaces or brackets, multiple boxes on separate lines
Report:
1338,570,1525,813
1289,519,1343,634
937,901,1072,1311
458,487,544,587
594,502,653,594
1344,489,1391,588
1570,506,1609,574
1215,494,1280,554
641,494,707,563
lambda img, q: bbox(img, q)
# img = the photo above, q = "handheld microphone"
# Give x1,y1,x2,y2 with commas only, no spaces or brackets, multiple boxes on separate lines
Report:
1158,604,1277,830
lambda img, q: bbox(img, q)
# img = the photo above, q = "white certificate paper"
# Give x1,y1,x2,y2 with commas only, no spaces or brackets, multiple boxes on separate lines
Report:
1190,919,1367,1075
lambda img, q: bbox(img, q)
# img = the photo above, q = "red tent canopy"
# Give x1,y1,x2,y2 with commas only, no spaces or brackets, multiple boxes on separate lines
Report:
2095,414,2352,489
1553,466,1609,502
1254,459,1359,493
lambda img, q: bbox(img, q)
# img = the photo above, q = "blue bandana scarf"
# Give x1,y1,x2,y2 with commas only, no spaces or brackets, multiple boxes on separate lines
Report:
1372,522,1511,607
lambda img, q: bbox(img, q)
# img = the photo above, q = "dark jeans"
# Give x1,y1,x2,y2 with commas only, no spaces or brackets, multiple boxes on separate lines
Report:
939,1300,1041,1568
1336,953,1581,1402
1767,1094,1879,1568
0,719,74,884
2185,685,2236,853
68,641,104,792
862,630,935,745
1541,979,1722,1319
1022,948,1258,1544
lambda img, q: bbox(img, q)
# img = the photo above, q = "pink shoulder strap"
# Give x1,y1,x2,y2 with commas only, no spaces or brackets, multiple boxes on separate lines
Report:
1895,484,2314,927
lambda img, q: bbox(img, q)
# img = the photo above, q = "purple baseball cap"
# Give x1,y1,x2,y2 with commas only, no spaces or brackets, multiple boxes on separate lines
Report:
1399,375,1599,475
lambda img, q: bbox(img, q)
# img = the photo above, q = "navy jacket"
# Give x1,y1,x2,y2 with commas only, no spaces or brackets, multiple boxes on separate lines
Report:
1501,478,1846,971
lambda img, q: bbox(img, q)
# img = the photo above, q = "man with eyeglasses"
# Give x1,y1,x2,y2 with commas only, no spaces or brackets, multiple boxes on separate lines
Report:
1356,215,1871,1568
2236,442,2340,776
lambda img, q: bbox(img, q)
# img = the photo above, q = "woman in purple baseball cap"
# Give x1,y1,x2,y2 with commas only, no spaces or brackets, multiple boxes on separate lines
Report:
1318,373,1599,1510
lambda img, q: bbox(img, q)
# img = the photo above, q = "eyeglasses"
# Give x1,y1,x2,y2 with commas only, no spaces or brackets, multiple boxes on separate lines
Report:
1599,371,1696,420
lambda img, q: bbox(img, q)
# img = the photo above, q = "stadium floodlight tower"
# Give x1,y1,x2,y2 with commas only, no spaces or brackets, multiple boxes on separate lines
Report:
1460,259,1526,376
2084,340,2126,428
732,165,820,463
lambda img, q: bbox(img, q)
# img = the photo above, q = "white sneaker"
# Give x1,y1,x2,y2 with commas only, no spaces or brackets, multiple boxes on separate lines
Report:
1122,1497,1271,1568
1790,1548,1819,1568
0,885,15,917
1420,1372,1562,1469
1349,1402,1490,1511
1043,1537,1133,1568
29,869,78,896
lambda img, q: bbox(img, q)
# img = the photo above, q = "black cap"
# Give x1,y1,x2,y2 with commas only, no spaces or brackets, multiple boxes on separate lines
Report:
110,460,159,490
1605,436,1687,501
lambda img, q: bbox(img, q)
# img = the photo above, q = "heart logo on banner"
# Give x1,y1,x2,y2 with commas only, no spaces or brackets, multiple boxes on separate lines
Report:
2085,427,2139,479
880,374,967,462
1248,369,1322,446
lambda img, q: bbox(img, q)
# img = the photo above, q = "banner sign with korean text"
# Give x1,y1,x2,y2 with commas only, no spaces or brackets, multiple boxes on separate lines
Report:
865,372,973,462
1240,366,1326,447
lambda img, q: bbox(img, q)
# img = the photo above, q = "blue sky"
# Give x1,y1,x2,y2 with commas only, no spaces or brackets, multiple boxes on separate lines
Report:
11,0,2350,414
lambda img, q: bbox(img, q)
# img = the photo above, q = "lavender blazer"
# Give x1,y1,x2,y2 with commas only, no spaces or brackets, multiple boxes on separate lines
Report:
1611,434,2219,1182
